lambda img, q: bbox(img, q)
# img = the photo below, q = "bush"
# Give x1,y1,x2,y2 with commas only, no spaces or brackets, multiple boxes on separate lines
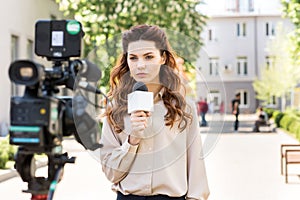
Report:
295,111,300,118
273,111,284,127
271,109,300,143
0,148,9,169
0,137,17,169
287,120,300,138
280,115,295,130
264,108,275,119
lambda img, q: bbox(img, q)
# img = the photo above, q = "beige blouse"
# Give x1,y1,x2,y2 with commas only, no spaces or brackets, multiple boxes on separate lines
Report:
100,98,210,200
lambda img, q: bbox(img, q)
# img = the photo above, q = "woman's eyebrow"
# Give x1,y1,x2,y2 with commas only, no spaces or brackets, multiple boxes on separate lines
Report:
128,52,155,56
128,51,154,56
143,52,154,56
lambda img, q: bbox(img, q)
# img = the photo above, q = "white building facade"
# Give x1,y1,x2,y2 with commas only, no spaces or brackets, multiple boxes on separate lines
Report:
0,0,66,135
196,0,293,113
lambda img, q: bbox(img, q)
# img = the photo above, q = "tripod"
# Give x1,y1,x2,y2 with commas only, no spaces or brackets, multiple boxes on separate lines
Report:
15,148,76,200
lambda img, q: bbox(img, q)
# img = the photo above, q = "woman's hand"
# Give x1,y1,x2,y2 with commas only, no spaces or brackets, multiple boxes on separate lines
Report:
129,111,151,145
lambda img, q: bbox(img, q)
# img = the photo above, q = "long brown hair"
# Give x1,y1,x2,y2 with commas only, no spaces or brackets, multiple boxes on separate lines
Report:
106,24,192,133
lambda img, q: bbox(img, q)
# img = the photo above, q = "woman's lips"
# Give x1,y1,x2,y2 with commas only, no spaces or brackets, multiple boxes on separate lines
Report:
136,73,147,77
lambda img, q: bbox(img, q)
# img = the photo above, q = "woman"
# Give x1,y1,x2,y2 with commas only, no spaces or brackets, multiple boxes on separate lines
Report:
100,24,210,200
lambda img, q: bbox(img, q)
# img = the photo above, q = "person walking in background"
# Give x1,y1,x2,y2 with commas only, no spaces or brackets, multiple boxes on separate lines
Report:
231,93,240,132
100,24,210,200
219,101,225,115
198,98,209,127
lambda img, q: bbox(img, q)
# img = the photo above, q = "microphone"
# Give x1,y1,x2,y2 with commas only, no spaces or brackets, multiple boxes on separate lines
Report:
73,59,102,82
128,82,154,114
132,81,148,92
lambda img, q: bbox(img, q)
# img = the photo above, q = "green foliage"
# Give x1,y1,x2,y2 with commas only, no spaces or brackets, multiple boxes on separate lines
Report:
288,120,300,139
253,23,300,104
281,0,300,66
273,111,284,127
0,150,8,169
280,114,294,130
264,107,275,119
56,0,207,87
0,137,17,169
273,108,300,141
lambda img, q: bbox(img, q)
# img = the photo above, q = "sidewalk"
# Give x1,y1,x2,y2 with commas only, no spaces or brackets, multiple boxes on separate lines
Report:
1,114,300,200
203,114,300,200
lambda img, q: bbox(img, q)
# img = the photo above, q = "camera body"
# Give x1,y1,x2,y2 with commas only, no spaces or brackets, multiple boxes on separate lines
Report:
8,20,101,196
9,20,85,152
10,96,61,148
35,20,82,60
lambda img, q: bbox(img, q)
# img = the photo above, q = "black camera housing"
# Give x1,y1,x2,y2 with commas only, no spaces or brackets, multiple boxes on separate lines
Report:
35,20,84,61
8,20,101,197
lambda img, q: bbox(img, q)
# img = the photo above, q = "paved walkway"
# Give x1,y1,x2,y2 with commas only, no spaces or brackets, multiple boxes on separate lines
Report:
1,114,300,200
203,114,300,200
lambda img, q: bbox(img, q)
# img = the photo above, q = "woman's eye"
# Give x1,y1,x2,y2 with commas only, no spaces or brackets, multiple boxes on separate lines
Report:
145,55,154,60
129,57,137,60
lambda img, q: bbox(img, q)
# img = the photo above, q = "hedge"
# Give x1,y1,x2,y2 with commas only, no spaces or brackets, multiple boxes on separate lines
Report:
0,137,17,169
272,109,300,142
273,111,284,128
264,108,275,119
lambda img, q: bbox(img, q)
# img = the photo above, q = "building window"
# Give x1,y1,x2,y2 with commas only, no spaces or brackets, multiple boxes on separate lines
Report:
207,27,217,42
27,39,34,59
11,35,22,96
248,0,254,12
226,0,253,12
208,90,221,111
237,57,248,75
237,22,246,37
208,29,213,41
270,95,277,106
266,22,275,36
237,90,249,107
11,35,19,61
209,58,219,76
226,0,239,12
265,55,276,69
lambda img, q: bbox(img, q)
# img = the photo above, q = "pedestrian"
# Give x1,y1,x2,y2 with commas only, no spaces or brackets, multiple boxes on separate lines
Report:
253,106,268,132
198,98,209,127
99,24,210,200
219,101,224,115
231,93,240,132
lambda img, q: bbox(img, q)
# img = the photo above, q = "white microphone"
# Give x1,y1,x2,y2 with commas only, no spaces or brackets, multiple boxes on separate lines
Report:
128,82,154,114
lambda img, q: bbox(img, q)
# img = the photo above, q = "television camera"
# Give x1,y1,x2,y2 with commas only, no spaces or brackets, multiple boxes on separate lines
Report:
8,20,104,199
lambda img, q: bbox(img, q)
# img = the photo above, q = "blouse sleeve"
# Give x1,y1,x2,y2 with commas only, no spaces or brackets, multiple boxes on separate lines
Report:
100,117,139,184
186,100,210,200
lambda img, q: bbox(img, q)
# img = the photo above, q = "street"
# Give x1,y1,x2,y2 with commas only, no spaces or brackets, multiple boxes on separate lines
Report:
0,139,117,200
1,114,300,200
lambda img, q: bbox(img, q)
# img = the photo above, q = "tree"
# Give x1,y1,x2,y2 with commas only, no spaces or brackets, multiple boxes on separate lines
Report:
281,0,300,66
56,0,207,88
253,23,300,110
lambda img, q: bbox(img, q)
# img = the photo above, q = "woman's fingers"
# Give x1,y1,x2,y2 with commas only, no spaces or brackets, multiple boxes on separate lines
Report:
131,110,148,117
130,111,151,138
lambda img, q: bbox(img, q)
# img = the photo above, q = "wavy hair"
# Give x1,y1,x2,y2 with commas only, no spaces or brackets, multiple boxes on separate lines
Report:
106,24,192,133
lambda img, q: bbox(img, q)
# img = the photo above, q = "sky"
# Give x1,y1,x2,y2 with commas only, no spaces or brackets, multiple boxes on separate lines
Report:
198,0,282,15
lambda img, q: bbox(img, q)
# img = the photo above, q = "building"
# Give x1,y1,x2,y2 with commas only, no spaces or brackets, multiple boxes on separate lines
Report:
0,0,66,135
196,0,294,113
